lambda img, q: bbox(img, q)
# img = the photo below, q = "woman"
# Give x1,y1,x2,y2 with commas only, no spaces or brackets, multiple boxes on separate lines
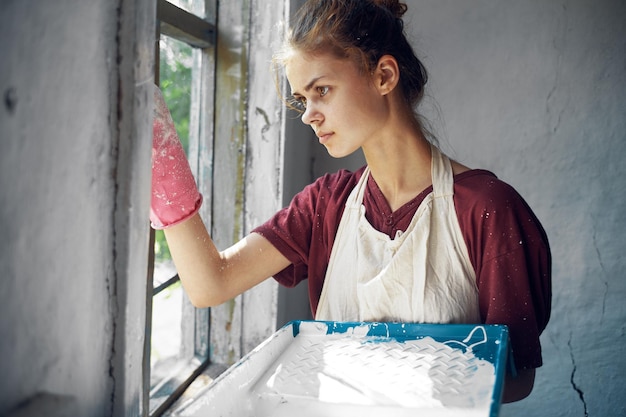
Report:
150,0,551,403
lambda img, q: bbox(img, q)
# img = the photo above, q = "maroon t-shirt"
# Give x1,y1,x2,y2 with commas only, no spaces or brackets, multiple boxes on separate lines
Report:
253,167,551,370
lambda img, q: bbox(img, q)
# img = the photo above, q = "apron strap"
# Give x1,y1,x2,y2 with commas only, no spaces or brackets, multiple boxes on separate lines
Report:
431,144,454,197
346,167,370,210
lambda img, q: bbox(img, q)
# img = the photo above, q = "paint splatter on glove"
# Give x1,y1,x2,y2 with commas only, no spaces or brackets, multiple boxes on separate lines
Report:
150,84,202,229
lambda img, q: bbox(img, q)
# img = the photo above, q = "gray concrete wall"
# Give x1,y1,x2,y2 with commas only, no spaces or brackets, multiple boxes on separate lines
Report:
0,0,154,415
309,0,626,415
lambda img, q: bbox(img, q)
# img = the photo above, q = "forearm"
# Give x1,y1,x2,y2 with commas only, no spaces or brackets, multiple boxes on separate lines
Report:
163,213,291,308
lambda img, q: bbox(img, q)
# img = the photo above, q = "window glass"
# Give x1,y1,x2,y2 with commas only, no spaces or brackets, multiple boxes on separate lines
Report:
150,280,184,381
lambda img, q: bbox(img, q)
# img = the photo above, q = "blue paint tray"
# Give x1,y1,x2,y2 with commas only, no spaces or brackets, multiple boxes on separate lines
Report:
174,321,510,417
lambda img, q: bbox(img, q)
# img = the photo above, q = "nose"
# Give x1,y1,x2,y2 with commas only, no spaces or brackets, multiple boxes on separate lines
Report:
301,103,322,126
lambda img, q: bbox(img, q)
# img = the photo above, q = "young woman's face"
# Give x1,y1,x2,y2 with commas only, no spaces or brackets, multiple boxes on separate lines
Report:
285,51,389,158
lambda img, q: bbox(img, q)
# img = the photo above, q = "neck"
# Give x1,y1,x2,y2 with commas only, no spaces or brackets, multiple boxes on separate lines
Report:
362,123,433,212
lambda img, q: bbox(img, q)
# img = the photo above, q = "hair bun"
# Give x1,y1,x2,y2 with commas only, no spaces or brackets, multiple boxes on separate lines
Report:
373,0,407,19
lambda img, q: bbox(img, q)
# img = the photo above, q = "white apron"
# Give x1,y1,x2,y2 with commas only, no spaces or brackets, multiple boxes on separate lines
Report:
315,145,480,323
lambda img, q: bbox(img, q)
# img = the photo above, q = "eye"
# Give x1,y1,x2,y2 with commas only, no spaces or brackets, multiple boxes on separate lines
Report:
287,95,307,113
317,86,329,97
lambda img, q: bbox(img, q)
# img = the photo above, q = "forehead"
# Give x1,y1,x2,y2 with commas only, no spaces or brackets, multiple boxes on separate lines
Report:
285,51,361,94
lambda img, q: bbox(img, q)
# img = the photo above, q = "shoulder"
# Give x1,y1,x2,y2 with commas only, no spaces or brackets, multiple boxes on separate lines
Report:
252,167,366,280
453,169,530,214
453,169,550,257
454,169,516,197
267,166,366,225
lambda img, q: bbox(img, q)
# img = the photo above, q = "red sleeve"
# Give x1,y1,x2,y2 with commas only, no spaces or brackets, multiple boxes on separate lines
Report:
454,171,552,370
252,169,362,313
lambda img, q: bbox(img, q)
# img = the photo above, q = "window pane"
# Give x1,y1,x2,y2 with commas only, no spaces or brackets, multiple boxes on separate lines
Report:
153,230,175,288
150,281,183,375
158,35,192,156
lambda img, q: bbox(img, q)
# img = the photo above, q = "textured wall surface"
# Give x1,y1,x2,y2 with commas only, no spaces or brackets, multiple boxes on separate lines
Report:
0,0,153,415
0,2,118,415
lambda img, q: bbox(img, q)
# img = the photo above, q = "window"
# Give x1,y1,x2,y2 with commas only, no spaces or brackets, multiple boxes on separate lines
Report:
149,0,215,414
145,0,291,414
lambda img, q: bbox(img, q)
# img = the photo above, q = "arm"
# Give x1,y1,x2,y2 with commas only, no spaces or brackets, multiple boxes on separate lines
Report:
502,368,535,403
164,214,291,307
150,84,290,307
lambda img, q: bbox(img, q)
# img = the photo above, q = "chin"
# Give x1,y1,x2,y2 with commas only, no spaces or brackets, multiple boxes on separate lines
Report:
325,146,353,159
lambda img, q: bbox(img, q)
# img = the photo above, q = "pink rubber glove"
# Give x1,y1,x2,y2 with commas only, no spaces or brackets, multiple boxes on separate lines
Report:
150,84,202,229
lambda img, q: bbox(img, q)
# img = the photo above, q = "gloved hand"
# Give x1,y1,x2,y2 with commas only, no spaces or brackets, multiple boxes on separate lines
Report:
150,84,202,229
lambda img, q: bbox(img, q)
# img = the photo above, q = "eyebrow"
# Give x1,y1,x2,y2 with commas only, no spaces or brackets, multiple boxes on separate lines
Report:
292,75,325,96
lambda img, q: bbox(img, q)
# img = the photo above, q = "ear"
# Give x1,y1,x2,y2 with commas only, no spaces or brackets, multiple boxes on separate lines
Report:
373,55,400,96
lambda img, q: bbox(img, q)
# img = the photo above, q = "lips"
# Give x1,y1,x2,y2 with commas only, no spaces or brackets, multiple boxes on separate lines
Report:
316,131,333,144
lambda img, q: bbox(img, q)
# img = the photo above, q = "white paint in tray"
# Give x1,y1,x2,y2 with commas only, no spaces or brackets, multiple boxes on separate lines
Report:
176,322,499,417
